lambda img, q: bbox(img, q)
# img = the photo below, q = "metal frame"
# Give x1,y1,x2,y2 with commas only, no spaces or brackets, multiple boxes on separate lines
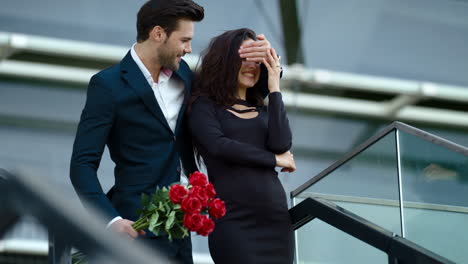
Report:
290,197,455,264
395,129,406,237
291,121,468,197
289,120,467,263
296,192,468,214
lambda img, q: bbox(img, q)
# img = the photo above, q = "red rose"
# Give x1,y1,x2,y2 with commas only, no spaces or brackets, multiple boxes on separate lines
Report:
189,186,209,207
181,196,202,213
197,215,215,236
183,213,204,232
189,171,208,187
205,183,216,199
208,198,226,219
168,184,188,204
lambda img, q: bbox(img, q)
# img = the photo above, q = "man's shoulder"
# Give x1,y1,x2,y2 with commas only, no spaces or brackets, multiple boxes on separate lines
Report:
93,63,122,81
177,59,193,77
180,59,191,70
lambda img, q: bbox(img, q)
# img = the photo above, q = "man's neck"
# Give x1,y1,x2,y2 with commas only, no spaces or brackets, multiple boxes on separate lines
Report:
134,42,162,83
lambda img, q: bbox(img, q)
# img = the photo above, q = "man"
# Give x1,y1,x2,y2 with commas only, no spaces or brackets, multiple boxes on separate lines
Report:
70,0,274,263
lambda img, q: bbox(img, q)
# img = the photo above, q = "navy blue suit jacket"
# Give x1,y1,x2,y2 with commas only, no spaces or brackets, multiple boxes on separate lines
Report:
70,51,197,224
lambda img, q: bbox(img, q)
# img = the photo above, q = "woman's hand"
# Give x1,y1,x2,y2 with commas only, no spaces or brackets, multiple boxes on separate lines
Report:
275,151,296,173
262,48,282,93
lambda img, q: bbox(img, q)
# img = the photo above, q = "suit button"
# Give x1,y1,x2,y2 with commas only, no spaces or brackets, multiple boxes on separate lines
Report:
176,166,181,173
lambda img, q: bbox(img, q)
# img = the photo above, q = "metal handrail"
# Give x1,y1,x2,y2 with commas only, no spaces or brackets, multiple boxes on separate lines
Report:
0,169,167,264
2,31,468,129
291,121,468,197
289,197,455,264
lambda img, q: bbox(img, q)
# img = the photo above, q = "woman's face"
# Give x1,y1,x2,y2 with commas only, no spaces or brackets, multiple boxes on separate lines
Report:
237,38,261,89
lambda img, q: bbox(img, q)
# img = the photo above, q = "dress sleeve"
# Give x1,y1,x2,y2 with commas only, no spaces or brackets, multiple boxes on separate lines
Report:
189,97,276,168
266,92,292,154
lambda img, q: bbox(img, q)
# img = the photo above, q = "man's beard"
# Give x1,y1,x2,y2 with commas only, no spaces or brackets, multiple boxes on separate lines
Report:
157,45,180,71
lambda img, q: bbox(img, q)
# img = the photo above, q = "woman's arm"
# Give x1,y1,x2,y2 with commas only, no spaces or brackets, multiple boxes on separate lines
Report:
261,48,293,154
266,92,292,153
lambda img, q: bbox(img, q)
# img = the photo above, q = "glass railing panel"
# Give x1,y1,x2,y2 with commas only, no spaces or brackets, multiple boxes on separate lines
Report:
398,130,468,263
295,130,402,235
294,197,388,263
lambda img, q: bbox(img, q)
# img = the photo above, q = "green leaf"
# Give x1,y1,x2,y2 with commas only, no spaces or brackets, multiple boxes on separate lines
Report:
141,193,149,207
165,211,175,231
173,204,181,210
147,203,157,211
149,212,159,230
181,225,189,237
152,226,160,236
171,223,188,239
159,201,165,212
164,202,171,213
152,194,159,203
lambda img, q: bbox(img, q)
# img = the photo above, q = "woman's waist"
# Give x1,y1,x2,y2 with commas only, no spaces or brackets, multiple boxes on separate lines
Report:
214,181,288,208
216,197,291,224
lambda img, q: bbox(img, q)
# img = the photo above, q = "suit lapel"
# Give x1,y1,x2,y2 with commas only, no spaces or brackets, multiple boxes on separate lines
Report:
120,52,173,134
173,61,192,134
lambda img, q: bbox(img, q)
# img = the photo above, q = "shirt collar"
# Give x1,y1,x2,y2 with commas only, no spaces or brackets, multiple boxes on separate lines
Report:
130,43,173,84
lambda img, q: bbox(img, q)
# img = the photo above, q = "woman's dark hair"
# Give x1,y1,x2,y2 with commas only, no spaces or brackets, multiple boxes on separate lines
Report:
191,28,266,108
137,0,204,42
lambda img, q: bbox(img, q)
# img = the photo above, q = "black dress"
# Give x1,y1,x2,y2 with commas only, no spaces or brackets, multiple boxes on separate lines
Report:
189,92,294,264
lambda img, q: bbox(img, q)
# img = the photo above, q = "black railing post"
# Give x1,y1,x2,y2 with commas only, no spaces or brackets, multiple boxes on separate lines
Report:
0,169,21,238
48,230,71,264
388,255,399,264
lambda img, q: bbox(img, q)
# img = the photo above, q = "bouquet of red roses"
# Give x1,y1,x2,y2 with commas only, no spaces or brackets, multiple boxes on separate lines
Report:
131,171,226,241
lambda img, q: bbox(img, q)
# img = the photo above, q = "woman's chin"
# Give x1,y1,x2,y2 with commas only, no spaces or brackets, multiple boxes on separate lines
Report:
240,81,257,89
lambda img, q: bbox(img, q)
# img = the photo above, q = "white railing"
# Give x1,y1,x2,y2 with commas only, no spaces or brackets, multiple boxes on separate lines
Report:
1,31,468,129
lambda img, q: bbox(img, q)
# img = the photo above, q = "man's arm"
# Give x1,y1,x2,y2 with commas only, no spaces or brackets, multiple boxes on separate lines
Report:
70,75,119,221
70,75,146,237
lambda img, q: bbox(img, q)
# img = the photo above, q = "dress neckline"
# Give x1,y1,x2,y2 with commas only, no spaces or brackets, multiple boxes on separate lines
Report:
234,99,252,107
228,99,259,114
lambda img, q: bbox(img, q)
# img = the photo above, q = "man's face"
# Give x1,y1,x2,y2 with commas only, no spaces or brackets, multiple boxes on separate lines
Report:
157,19,194,71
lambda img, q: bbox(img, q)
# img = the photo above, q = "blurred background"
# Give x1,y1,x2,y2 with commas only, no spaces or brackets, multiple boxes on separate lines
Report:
1,0,467,263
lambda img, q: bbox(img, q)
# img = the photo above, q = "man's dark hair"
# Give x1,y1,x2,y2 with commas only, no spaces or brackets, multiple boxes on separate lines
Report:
136,0,204,42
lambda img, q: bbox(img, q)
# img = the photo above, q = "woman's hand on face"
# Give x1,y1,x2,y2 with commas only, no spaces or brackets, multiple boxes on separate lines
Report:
238,34,271,63
275,151,296,173
262,48,282,93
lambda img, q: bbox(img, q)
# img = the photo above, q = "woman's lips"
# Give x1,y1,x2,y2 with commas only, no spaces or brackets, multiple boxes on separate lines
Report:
242,72,256,77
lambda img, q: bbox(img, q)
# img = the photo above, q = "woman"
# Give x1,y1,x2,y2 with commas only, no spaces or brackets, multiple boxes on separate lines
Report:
188,28,296,263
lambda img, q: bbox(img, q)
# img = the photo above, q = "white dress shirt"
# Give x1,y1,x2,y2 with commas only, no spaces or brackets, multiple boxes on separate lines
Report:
131,44,185,132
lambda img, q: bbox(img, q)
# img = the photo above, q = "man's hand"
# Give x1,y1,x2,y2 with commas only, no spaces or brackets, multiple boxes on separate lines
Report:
238,34,272,63
110,219,145,239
